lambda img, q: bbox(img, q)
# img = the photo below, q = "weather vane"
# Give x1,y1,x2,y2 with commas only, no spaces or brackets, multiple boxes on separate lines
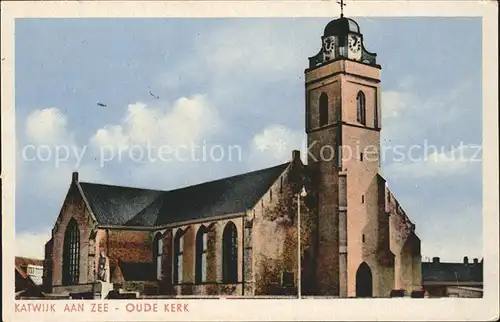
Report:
337,0,347,18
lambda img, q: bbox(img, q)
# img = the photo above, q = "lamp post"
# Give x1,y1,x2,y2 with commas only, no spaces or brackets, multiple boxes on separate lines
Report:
297,186,307,299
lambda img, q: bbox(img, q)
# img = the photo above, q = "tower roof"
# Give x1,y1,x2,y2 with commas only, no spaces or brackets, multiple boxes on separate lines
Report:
324,17,360,36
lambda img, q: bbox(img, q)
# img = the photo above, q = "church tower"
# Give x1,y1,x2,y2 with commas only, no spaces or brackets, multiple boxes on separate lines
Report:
305,15,394,297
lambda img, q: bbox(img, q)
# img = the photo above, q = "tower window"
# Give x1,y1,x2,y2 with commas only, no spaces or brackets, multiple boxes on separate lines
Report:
360,152,363,161
362,234,366,243
319,92,329,127
357,91,366,125
361,195,364,203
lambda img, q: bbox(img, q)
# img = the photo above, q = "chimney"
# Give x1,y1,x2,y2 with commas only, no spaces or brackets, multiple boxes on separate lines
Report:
72,172,79,182
473,258,478,264
463,256,469,264
432,257,440,264
292,150,301,162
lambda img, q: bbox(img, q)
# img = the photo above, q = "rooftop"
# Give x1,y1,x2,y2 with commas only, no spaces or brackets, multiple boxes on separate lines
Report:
78,162,290,227
422,258,483,283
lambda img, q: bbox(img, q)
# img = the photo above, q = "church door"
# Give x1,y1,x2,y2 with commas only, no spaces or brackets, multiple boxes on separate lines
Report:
355,262,373,298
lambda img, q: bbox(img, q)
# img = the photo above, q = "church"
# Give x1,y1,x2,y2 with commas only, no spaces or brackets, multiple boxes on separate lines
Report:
42,14,422,299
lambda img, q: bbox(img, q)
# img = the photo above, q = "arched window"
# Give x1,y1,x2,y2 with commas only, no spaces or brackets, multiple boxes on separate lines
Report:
173,229,184,284
319,92,329,127
195,226,209,283
357,91,366,125
153,233,163,280
222,222,238,283
62,218,80,285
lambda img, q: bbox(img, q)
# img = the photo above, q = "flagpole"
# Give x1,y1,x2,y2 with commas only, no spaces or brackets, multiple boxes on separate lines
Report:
297,186,307,299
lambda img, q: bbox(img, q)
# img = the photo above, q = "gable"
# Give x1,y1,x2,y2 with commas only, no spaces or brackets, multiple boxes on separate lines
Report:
52,180,97,236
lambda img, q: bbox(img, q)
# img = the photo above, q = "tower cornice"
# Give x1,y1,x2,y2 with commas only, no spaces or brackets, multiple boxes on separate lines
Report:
305,59,381,86
305,57,382,74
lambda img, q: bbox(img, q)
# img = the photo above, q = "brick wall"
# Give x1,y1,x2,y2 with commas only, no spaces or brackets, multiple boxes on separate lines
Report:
106,229,153,266
48,181,95,287
306,74,341,296
43,238,54,293
387,187,422,293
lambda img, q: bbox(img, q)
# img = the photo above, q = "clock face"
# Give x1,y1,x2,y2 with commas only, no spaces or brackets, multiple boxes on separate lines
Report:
323,36,336,53
348,35,361,53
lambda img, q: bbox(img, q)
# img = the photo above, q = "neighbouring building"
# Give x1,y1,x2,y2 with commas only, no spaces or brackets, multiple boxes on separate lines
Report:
43,14,422,299
422,257,483,298
15,257,44,299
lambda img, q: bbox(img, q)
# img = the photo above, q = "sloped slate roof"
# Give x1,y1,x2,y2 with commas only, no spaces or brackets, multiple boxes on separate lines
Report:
79,162,289,227
422,262,483,282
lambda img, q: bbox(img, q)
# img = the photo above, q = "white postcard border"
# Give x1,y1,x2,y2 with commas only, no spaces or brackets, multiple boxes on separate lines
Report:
2,1,498,321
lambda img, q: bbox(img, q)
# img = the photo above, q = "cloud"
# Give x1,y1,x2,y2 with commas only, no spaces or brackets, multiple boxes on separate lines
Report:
380,79,479,146
247,124,306,169
90,95,219,149
16,230,52,260
85,94,231,189
25,107,73,145
383,142,482,180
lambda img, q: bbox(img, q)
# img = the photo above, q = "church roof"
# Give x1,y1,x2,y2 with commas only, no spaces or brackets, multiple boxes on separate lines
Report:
79,162,290,227
323,17,361,36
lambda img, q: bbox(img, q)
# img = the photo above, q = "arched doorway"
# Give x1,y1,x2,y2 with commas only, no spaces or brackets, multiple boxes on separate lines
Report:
355,262,373,297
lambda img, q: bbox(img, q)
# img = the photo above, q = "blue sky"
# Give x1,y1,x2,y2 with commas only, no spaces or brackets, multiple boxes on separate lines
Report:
15,17,482,262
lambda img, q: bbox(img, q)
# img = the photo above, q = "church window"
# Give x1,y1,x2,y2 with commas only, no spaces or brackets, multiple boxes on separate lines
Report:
222,221,238,283
153,233,163,280
361,195,364,204
362,234,366,243
195,226,209,283
173,229,184,284
62,218,80,285
357,91,366,125
360,152,363,161
319,93,329,127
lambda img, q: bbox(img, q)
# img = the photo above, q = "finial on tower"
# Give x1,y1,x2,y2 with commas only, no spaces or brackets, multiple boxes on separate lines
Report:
337,0,346,18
